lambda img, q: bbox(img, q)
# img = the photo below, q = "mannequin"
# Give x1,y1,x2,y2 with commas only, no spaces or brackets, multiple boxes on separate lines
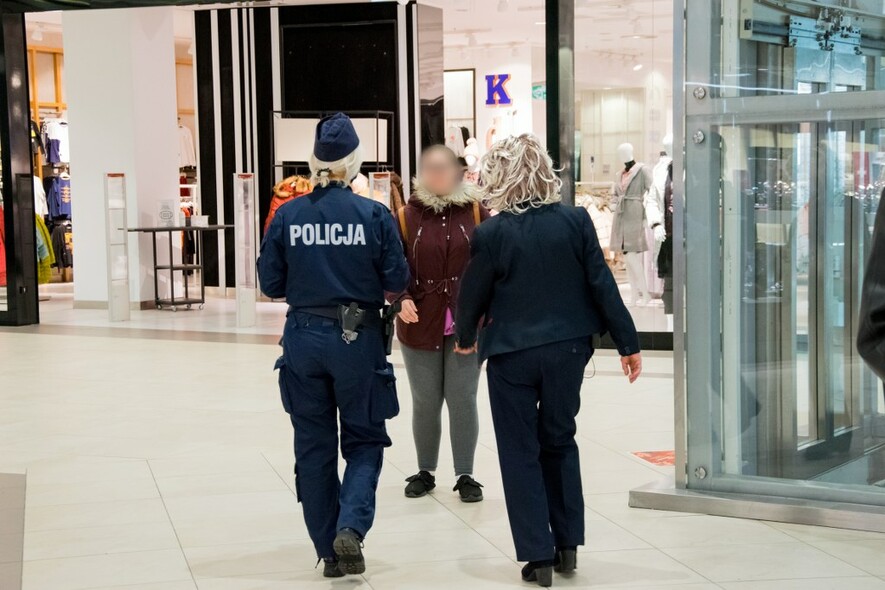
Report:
463,137,480,183
610,142,653,305
648,134,672,248
649,135,676,329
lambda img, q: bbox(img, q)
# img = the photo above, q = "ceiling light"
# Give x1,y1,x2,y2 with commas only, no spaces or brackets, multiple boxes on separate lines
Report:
535,21,546,25
633,63,643,71
497,0,508,12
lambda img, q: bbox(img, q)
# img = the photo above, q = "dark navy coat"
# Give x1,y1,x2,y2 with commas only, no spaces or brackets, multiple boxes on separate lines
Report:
258,185,409,309
456,203,640,360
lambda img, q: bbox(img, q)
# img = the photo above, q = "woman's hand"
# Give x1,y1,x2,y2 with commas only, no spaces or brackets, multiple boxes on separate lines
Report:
621,353,642,383
398,299,419,324
454,342,478,355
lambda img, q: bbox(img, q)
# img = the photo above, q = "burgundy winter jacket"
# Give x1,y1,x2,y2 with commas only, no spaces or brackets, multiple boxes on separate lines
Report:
392,181,490,351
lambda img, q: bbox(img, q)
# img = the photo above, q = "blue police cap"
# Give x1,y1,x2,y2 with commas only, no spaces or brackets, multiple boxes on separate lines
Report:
314,113,360,162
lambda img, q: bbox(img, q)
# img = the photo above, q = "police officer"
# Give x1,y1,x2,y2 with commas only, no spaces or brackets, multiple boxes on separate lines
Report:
258,113,409,578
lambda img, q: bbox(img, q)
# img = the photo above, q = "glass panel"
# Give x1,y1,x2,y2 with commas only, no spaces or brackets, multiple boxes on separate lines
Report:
719,117,885,490
573,0,675,336
717,1,885,98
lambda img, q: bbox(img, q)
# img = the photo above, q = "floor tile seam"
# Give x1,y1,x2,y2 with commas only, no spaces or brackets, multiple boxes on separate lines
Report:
259,452,298,499
25,493,162,509
795,540,885,578
79,579,195,590
656,544,872,583
146,461,199,587
632,536,809,551
153,467,285,484
204,556,518,581
19,546,196,565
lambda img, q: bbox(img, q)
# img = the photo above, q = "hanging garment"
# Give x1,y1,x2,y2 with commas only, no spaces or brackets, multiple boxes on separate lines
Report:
30,120,45,157
180,205,196,263
178,125,197,168
47,175,72,220
33,175,48,218
0,205,6,287
264,176,312,234
43,119,70,164
35,215,55,285
51,222,73,269
610,163,652,253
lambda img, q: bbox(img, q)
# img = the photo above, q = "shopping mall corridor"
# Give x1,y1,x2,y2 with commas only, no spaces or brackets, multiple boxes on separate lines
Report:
2,326,885,590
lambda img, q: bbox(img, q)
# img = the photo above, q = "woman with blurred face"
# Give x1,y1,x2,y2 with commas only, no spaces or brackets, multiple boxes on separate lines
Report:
392,145,490,503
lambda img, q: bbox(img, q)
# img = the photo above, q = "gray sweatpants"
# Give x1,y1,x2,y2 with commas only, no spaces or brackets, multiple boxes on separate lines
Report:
401,335,481,476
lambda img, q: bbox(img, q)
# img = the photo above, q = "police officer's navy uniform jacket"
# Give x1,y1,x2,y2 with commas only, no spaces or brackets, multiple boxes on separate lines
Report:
258,183,409,560
455,202,639,359
259,184,409,309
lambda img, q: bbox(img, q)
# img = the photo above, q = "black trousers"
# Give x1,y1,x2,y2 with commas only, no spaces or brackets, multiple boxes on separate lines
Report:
486,337,591,562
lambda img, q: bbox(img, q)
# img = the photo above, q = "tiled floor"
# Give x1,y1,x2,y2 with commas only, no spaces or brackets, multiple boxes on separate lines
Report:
2,307,885,589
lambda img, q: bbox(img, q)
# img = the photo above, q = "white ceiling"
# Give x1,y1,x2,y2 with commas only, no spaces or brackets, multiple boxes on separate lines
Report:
25,0,673,87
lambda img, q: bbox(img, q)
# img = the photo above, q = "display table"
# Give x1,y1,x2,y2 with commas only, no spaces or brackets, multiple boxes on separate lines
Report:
127,225,232,311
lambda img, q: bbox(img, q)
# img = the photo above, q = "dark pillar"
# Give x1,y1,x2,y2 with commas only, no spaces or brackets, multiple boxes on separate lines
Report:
545,0,575,206
0,13,37,326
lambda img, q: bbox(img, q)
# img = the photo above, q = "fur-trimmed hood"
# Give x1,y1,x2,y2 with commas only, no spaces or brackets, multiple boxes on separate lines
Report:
411,179,481,214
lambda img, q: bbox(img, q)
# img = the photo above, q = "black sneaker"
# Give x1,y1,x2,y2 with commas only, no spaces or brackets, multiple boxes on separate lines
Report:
404,471,436,498
321,557,343,578
554,547,577,574
332,528,365,575
453,475,484,503
521,560,554,587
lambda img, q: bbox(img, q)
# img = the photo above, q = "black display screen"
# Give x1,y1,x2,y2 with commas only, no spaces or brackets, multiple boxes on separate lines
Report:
281,21,398,114
0,0,234,11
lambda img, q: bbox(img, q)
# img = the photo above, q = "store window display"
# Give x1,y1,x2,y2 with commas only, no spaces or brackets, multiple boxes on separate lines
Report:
610,142,659,306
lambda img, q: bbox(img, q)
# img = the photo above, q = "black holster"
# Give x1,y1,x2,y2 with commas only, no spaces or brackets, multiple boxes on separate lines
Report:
383,301,402,356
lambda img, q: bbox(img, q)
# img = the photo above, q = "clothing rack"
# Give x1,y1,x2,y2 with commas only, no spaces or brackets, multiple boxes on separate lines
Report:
268,109,396,187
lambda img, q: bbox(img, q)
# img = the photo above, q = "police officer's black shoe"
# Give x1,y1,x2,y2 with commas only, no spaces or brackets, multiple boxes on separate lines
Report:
453,475,484,503
554,547,577,574
521,560,554,587
321,557,344,578
404,471,436,498
333,528,365,575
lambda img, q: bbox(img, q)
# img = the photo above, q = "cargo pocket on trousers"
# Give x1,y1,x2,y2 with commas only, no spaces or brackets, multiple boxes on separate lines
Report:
371,362,400,422
274,356,294,414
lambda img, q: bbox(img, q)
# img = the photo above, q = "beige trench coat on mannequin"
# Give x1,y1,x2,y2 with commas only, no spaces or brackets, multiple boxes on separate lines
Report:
610,163,652,253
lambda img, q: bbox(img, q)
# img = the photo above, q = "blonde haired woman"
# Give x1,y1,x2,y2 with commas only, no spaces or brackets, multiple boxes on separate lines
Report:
455,134,642,587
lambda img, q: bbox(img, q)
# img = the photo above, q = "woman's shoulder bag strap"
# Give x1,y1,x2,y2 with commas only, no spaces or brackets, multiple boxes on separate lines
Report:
396,207,409,243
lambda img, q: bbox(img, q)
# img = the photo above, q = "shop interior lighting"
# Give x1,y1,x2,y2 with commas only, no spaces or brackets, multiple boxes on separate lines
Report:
633,63,644,71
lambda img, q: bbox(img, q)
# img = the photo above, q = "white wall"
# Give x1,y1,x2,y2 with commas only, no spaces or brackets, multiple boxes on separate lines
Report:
445,45,536,155
65,7,180,306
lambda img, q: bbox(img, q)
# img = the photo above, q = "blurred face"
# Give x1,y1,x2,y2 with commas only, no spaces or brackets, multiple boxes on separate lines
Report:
419,150,462,196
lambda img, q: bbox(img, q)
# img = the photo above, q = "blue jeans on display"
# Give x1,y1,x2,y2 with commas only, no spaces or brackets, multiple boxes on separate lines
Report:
276,312,399,559
486,337,591,562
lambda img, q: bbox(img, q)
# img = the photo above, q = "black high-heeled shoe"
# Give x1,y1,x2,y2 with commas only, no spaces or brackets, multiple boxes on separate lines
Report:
521,560,554,587
554,547,577,574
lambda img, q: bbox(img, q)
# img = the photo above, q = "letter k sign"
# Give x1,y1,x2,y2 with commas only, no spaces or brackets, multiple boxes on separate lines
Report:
485,74,512,106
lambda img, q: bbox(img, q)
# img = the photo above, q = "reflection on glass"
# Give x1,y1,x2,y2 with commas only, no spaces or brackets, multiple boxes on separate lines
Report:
719,119,885,490
718,1,885,97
